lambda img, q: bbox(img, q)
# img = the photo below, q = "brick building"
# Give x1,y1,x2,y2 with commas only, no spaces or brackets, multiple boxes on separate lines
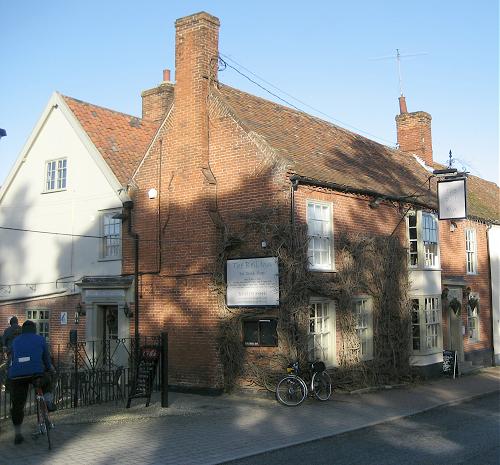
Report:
1,11,498,391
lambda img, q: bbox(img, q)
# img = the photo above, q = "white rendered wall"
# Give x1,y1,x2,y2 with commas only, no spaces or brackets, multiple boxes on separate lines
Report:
489,225,500,364
0,104,122,301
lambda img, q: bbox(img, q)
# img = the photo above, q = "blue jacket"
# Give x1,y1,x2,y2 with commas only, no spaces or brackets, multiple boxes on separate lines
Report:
8,333,52,379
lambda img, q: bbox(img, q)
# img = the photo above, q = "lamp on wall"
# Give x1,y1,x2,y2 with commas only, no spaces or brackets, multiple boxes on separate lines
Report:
75,302,85,324
123,302,134,318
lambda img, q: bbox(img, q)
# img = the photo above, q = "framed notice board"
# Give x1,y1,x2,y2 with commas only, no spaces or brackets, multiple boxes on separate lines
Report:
443,350,458,379
127,345,161,408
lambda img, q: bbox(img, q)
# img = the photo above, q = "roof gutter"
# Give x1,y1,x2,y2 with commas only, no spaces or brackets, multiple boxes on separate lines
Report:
289,174,431,209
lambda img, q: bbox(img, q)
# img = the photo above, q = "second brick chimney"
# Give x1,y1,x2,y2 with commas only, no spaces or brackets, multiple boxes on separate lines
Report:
141,69,175,123
395,96,433,165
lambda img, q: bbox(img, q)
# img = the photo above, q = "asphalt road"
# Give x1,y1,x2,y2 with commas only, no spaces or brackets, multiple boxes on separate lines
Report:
222,392,500,465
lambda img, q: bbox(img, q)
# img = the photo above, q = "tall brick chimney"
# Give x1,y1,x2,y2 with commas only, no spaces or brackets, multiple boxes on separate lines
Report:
141,69,175,122
395,97,433,165
173,12,220,168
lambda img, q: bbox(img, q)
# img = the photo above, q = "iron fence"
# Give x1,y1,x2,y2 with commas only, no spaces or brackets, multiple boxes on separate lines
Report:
0,336,162,421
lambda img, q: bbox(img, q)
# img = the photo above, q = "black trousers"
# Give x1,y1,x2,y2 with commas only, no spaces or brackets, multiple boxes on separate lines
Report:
10,373,52,426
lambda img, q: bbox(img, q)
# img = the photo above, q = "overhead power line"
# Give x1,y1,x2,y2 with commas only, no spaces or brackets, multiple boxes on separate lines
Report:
0,225,213,244
219,53,397,147
0,226,101,239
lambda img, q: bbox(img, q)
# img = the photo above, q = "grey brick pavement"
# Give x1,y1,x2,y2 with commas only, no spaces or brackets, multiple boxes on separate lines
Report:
0,368,498,465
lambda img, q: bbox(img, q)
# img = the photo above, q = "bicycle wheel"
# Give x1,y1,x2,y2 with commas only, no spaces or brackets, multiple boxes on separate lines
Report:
276,375,307,406
312,371,332,401
38,398,52,450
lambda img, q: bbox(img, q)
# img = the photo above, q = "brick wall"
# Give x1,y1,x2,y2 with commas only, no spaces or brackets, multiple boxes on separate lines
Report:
128,12,493,390
0,293,83,364
440,218,492,360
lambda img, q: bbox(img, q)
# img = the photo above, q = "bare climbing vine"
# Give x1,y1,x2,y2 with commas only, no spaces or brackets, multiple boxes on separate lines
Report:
212,207,412,392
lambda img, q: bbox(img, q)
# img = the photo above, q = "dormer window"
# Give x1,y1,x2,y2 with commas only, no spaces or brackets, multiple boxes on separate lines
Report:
45,158,67,191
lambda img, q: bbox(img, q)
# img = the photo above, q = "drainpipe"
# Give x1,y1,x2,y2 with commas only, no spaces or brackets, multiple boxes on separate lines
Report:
290,177,299,226
121,200,140,361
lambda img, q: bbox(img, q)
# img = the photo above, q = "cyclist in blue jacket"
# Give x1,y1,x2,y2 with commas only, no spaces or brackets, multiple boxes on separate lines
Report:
8,320,56,445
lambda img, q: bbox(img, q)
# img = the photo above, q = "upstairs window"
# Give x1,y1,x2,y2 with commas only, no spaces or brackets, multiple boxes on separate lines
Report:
408,213,418,266
465,229,477,274
45,158,67,191
101,211,121,259
407,211,440,269
422,213,438,267
307,201,333,271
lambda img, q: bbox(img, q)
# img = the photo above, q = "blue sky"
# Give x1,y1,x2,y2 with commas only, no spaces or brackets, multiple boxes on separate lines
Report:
1,1,498,185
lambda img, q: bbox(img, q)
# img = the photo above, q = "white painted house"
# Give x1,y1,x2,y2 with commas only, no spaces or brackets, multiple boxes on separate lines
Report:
0,92,158,347
489,224,500,364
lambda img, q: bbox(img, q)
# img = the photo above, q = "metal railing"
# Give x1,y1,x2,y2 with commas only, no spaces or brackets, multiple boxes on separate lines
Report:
0,336,162,421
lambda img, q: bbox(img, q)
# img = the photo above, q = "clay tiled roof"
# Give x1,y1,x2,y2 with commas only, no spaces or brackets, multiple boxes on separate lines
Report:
62,95,159,185
217,85,499,222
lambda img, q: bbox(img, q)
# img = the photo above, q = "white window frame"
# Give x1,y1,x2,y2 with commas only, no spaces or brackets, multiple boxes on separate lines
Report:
353,297,374,361
307,200,334,271
465,228,478,275
467,294,480,342
44,158,67,192
308,299,336,366
410,296,442,355
26,309,50,341
406,211,440,270
100,210,122,260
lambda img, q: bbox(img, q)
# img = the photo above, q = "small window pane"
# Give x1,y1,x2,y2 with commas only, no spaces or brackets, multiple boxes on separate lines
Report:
259,320,278,346
243,321,259,346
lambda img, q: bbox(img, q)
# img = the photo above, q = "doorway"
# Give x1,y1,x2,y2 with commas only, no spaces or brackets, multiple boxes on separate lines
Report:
97,305,119,366
447,288,464,362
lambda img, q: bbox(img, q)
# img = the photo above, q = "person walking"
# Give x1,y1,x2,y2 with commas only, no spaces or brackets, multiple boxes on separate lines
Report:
8,320,56,445
2,316,21,354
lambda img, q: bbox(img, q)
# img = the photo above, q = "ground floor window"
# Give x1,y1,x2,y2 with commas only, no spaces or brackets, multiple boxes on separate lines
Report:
242,319,278,347
308,300,336,365
467,294,480,342
411,296,442,354
353,297,373,360
26,309,50,340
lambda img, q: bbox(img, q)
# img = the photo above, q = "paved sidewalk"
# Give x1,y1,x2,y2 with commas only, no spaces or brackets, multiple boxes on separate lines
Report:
0,368,498,465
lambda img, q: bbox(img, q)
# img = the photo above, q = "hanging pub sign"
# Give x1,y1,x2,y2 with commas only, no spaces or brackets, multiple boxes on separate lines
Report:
226,257,279,307
437,177,467,220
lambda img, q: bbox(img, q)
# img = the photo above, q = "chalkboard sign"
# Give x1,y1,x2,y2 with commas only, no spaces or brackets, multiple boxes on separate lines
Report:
127,345,161,408
443,350,458,378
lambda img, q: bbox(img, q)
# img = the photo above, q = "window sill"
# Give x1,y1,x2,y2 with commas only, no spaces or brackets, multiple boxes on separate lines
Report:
41,188,67,194
98,257,122,262
412,349,442,357
309,267,336,273
408,267,442,272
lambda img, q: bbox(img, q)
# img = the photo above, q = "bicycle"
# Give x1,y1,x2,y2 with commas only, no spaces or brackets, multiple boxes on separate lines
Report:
31,377,54,450
276,360,332,406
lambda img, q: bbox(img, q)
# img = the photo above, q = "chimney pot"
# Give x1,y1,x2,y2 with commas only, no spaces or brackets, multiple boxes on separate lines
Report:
398,95,408,114
163,69,171,82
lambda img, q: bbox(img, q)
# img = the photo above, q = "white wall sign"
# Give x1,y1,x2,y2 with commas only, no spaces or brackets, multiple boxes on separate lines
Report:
437,178,467,220
227,257,279,307
60,312,68,325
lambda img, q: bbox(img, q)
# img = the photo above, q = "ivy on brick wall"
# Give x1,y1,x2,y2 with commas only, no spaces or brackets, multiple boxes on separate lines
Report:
212,207,412,392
